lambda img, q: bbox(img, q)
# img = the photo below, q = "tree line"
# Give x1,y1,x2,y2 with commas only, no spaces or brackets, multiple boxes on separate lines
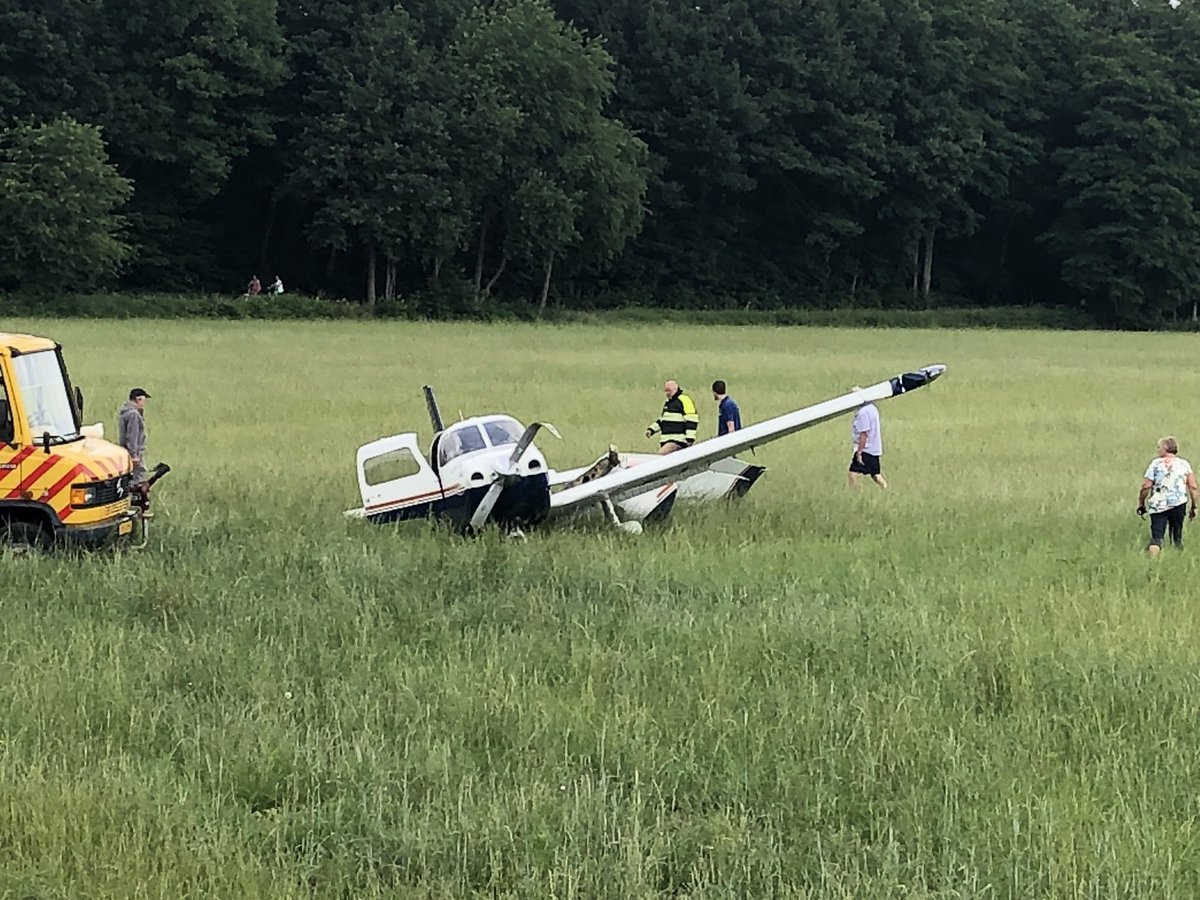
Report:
1,0,1197,326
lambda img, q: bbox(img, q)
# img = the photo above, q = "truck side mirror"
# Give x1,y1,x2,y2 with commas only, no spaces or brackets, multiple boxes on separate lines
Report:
74,386,84,418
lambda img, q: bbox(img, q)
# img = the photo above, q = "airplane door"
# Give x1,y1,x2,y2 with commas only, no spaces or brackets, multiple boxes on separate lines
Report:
356,433,443,512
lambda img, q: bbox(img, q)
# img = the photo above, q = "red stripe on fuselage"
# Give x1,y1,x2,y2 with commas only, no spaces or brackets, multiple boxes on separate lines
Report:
365,485,463,513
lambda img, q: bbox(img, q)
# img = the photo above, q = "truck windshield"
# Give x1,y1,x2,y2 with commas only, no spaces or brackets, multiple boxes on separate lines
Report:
12,351,79,442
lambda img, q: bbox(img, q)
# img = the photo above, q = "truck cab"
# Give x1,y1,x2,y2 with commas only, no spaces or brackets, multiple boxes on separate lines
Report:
0,333,139,549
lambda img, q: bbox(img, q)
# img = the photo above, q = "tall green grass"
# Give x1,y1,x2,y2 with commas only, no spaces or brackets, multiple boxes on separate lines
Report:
1,319,1198,897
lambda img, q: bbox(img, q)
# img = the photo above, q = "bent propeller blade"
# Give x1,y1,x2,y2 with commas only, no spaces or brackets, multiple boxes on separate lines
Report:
503,422,560,472
468,480,505,532
423,385,445,434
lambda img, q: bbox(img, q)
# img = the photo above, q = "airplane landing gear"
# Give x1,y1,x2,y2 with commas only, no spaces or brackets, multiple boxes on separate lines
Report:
602,498,643,535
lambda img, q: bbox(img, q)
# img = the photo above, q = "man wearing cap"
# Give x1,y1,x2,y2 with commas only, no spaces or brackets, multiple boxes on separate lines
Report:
118,388,151,485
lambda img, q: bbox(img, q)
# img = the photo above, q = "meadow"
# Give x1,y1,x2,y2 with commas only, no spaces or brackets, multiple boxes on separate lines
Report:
2,318,1199,898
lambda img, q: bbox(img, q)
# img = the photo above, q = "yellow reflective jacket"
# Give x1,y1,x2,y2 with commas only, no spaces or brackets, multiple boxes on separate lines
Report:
650,389,698,446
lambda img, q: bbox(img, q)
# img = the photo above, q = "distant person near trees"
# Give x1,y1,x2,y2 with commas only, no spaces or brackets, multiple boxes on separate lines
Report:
712,380,741,436
848,388,886,488
646,380,698,454
246,275,261,296
1137,436,1198,557
269,275,284,295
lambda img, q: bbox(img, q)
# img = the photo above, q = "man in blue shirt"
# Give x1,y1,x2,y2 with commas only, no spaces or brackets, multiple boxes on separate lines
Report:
712,380,741,436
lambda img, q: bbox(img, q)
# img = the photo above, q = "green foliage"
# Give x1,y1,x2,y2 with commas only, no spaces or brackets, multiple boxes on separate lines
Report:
0,117,132,290
0,291,378,320
0,0,288,284
290,4,454,297
445,0,649,299
0,290,1095,330
1043,28,1200,327
285,0,646,306
8,0,1200,326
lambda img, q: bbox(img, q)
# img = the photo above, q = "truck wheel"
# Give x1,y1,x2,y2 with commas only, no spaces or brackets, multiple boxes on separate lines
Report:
0,521,51,555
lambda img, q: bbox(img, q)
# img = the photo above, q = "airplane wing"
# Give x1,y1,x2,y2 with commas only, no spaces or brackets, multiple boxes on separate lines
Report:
548,364,945,517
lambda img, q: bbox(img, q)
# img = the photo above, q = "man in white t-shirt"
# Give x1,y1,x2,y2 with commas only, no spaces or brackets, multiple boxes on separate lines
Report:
848,390,886,488
1137,435,1199,557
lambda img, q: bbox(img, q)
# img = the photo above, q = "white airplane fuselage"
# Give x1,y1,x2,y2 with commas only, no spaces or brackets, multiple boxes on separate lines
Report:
351,415,553,531
346,364,945,533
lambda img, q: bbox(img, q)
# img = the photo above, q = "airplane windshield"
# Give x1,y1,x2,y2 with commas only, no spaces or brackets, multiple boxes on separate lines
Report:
11,351,79,442
483,420,523,447
438,425,487,466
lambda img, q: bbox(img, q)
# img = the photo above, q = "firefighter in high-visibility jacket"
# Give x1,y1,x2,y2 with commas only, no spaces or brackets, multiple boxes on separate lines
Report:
646,380,699,454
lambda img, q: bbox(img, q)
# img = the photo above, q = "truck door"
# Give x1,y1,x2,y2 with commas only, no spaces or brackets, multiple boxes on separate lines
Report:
0,374,23,494
356,433,443,517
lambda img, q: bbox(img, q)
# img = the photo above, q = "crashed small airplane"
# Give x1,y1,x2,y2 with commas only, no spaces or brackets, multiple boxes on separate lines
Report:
345,364,946,534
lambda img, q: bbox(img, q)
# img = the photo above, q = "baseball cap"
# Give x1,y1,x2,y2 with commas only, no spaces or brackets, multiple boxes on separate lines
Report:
129,388,151,399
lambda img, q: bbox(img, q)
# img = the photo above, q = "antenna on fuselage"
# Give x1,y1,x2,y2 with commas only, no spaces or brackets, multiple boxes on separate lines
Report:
422,385,445,433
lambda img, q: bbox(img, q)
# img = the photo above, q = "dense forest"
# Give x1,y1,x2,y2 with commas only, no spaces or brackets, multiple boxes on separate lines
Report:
1,0,1198,326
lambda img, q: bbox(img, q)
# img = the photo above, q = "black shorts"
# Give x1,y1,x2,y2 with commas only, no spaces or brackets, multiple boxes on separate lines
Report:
849,452,882,476
1149,503,1187,547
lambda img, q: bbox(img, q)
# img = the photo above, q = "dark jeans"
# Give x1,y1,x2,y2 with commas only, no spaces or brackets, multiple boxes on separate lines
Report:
1149,503,1187,548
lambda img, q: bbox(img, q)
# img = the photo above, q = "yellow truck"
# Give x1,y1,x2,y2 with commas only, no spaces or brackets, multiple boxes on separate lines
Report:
0,332,143,550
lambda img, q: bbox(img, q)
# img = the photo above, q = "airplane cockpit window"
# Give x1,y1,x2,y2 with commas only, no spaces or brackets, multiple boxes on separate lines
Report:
483,419,523,447
438,425,487,466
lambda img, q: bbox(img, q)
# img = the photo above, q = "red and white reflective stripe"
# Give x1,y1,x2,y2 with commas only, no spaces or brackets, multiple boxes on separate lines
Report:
366,484,464,514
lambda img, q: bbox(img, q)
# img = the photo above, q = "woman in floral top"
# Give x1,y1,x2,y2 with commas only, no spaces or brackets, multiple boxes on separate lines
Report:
1137,436,1199,557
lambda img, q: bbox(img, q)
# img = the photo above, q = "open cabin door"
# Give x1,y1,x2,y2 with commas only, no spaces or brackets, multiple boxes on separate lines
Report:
356,433,443,516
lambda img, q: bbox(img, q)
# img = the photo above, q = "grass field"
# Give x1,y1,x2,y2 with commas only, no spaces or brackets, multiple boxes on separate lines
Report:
2,318,1199,898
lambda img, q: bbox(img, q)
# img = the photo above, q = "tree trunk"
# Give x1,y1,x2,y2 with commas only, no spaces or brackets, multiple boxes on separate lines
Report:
921,225,935,299
430,256,443,289
318,245,337,298
991,224,1011,305
384,255,397,301
365,241,377,308
484,253,507,296
849,271,859,302
257,193,277,275
537,250,555,318
911,235,920,294
473,215,490,295
1192,299,1197,323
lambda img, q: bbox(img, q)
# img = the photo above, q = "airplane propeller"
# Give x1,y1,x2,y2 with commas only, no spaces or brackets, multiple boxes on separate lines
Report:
467,422,561,533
